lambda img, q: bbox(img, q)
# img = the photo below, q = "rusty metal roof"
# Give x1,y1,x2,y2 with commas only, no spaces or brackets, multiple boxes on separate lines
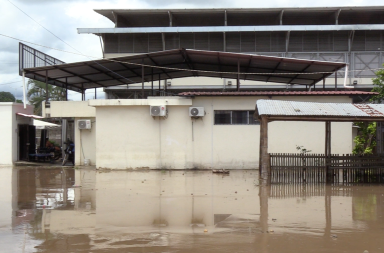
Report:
179,91,377,97
256,99,384,118
22,49,346,92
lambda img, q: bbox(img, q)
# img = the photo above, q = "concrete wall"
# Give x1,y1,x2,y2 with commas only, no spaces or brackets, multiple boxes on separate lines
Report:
92,96,352,170
0,103,33,165
45,101,95,118
74,117,96,166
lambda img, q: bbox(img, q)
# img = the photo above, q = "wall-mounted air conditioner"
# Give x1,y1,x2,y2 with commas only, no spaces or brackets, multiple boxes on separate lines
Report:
150,105,167,116
78,119,91,130
189,107,205,117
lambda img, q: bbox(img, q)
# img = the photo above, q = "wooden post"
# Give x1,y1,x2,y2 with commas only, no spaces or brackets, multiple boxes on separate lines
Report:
259,116,270,182
325,121,333,183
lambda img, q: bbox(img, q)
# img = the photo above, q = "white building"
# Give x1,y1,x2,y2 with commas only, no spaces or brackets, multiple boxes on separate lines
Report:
0,103,34,165
44,92,371,169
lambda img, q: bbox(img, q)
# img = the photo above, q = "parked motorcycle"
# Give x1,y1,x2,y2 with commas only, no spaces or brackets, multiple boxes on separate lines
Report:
62,139,75,166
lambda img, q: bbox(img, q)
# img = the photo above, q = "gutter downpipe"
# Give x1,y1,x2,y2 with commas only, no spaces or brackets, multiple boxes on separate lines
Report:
343,65,354,89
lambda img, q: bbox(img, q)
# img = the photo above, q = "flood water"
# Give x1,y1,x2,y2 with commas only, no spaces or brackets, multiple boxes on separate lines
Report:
0,167,383,253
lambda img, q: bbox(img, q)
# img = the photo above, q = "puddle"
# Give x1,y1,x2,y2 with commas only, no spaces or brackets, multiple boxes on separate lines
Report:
0,167,383,252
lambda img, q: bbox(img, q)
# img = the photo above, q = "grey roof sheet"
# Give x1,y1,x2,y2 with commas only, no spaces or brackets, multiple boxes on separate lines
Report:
23,49,346,92
256,100,384,117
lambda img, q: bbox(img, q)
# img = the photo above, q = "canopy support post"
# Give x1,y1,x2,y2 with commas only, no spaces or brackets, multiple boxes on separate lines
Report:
151,67,154,96
335,72,338,91
45,70,48,103
94,88,97,99
158,74,161,96
237,60,240,91
142,59,144,98
22,70,26,109
323,75,326,91
65,78,68,101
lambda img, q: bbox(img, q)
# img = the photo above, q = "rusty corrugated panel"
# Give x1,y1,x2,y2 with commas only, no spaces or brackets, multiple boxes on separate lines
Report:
354,104,384,117
257,99,384,117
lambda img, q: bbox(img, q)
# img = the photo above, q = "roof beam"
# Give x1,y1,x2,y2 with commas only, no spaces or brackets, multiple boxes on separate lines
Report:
265,115,384,122
287,62,315,84
86,64,126,85
116,62,150,83
146,54,173,79
77,24,384,34
181,49,198,77
51,66,107,88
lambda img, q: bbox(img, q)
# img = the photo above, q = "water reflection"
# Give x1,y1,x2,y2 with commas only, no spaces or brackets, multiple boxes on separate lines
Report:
1,168,384,252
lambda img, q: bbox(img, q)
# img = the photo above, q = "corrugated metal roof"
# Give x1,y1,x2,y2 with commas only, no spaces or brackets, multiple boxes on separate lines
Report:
179,91,377,96
23,49,346,92
256,100,384,118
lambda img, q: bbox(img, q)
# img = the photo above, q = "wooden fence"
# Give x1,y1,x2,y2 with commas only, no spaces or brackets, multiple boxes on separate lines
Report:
270,153,384,184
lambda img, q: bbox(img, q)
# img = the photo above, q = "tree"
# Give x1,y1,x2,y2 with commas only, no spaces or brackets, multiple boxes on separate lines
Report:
352,66,384,155
353,122,376,155
0,91,22,103
370,67,384,104
27,79,66,115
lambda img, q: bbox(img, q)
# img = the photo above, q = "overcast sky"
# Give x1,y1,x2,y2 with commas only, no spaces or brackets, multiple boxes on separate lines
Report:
1,0,383,101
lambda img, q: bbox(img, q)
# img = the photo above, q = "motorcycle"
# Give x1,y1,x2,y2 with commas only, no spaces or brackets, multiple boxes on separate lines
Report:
62,139,75,166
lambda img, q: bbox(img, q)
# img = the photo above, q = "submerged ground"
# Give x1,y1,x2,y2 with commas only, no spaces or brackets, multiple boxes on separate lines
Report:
0,167,383,253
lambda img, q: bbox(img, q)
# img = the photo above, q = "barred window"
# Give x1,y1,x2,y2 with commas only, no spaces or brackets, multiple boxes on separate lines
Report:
214,110,259,125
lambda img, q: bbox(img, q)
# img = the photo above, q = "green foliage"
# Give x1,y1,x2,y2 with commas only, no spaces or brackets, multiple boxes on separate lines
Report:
353,122,376,155
0,91,21,102
27,79,66,115
370,67,384,103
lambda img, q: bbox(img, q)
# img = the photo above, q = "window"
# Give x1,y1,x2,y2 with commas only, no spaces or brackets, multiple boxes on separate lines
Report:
214,110,259,125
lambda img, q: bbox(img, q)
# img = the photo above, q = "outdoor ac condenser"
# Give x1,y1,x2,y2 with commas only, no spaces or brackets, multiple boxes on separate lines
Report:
150,105,167,116
189,107,205,117
78,120,91,130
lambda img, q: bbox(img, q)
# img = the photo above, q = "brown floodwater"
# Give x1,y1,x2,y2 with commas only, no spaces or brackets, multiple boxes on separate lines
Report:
0,167,384,253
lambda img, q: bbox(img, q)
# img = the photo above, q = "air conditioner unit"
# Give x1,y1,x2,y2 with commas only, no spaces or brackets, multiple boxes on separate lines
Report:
189,107,205,117
227,80,232,85
78,120,91,130
150,105,167,116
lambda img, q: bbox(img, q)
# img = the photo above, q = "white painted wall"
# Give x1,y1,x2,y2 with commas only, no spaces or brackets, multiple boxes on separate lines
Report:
0,103,33,165
74,118,96,166
90,96,352,170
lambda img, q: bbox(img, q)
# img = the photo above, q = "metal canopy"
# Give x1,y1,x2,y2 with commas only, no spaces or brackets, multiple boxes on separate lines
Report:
22,49,346,93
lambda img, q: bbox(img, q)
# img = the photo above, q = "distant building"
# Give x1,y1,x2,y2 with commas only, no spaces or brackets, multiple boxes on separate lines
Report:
78,7,384,98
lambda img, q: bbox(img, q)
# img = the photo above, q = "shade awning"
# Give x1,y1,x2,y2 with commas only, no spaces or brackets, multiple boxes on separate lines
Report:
22,49,346,93
33,119,61,130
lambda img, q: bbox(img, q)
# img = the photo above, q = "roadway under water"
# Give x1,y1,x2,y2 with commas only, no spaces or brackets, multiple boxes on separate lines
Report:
0,167,383,253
